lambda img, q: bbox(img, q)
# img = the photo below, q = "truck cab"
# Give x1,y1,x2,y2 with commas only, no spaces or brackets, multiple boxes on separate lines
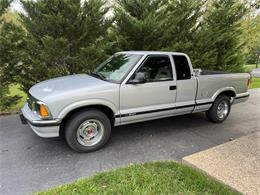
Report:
117,51,198,125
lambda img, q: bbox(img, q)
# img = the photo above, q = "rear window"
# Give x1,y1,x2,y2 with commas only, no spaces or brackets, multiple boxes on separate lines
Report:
173,55,191,80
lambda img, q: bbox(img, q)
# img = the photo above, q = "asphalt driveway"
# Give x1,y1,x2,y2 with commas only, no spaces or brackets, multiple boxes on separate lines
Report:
1,89,260,195
252,68,260,77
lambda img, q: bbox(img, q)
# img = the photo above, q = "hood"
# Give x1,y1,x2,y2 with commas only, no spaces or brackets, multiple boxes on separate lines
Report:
29,74,115,102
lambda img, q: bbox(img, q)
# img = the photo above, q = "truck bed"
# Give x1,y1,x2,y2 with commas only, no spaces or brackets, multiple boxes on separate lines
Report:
195,72,250,104
199,70,228,75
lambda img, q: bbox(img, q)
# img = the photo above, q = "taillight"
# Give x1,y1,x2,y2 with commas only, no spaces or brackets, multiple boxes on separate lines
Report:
247,78,251,88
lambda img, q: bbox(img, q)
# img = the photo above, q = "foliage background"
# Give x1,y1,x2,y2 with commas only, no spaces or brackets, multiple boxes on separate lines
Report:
0,0,259,111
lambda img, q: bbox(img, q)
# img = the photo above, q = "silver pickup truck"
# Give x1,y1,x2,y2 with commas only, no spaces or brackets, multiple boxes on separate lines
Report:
20,51,250,152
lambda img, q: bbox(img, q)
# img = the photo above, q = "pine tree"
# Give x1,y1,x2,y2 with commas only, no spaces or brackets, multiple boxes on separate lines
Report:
113,0,206,58
0,0,13,16
161,0,205,58
15,0,112,91
0,0,22,111
113,0,166,50
194,0,247,72
241,15,260,67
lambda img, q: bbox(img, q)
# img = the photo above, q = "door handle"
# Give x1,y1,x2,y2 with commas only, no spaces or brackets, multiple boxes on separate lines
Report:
169,85,176,90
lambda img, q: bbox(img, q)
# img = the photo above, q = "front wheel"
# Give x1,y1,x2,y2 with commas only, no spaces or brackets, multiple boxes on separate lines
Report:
206,95,231,123
65,109,111,152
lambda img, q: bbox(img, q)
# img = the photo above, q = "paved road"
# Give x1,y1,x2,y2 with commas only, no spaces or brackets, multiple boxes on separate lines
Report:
251,68,260,78
1,89,260,195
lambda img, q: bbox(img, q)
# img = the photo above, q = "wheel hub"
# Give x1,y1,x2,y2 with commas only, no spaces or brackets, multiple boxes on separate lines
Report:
217,100,229,119
76,119,104,146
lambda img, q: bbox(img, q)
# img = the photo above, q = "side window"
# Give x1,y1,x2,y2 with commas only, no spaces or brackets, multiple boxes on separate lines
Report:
173,55,191,80
136,56,173,82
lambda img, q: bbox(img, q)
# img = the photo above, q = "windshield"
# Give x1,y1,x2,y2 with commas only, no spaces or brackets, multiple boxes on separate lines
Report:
94,54,143,82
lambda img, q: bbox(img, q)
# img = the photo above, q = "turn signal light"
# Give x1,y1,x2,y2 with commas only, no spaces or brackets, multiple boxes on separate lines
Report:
39,104,49,117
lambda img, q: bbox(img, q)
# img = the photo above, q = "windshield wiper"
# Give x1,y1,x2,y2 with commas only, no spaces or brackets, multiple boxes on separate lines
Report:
90,71,106,80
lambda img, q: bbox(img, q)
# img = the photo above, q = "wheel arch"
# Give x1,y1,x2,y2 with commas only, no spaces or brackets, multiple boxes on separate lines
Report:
212,87,236,101
59,103,117,137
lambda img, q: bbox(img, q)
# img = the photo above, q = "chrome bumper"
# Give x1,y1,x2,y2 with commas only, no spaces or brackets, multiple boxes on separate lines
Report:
20,104,60,138
233,92,250,104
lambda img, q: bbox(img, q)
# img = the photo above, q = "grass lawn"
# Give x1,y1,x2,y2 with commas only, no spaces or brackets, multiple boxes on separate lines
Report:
7,84,27,112
35,161,238,195
250,77,260,89
244,64,257,73
244,64,260,88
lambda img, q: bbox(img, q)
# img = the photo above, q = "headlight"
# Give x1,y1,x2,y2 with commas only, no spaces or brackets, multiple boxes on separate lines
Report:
27,95,52,119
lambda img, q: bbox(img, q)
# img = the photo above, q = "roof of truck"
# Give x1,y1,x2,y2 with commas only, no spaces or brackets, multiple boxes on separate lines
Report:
117,51,187,56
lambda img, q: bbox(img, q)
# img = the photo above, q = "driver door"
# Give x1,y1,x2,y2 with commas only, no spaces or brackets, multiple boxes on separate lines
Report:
119,55,177,124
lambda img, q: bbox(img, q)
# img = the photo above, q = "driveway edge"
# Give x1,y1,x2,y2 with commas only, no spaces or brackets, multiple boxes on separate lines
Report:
182,132,260,195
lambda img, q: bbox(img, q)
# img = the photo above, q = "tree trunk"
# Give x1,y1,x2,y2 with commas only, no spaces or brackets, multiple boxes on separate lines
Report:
256,53,259,68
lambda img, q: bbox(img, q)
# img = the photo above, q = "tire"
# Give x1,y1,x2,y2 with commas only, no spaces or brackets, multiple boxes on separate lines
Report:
64,109,111,153
206,95,231,123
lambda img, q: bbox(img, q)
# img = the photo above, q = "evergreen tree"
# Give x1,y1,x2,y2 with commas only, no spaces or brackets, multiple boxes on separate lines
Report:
241,14,260,67
161,0,205,59
195,0,247,72
0,0,13,16
0,0,22,111
14,0,111,91
113,0,206,58
113,0,166,50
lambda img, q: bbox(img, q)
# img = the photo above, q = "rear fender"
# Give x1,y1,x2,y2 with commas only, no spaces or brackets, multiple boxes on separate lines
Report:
212,87,236,101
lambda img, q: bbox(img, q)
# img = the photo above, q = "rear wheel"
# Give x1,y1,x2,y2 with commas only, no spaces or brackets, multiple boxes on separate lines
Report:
206,95,231,123
65,109,111,152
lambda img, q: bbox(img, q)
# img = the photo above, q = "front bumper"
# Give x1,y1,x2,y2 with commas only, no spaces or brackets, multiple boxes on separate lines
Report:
20,103,60,138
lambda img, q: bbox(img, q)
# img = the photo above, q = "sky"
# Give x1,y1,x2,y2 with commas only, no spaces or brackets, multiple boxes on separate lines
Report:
10,0,23,13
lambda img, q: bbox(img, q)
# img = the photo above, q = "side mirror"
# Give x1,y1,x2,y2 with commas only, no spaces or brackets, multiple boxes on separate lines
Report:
128,72,146,84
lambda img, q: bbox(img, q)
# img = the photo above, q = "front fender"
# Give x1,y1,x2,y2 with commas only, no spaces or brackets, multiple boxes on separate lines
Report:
57,99,118,119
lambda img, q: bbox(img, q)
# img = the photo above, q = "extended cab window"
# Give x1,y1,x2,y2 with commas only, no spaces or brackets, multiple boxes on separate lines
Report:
135,56,173,82
173,55,191,80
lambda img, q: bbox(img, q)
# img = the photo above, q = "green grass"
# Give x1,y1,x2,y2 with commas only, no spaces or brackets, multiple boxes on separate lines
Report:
250,77,260,89
244,64,260,88
35,161,238,195
244,64,257,73
7,84,27,112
